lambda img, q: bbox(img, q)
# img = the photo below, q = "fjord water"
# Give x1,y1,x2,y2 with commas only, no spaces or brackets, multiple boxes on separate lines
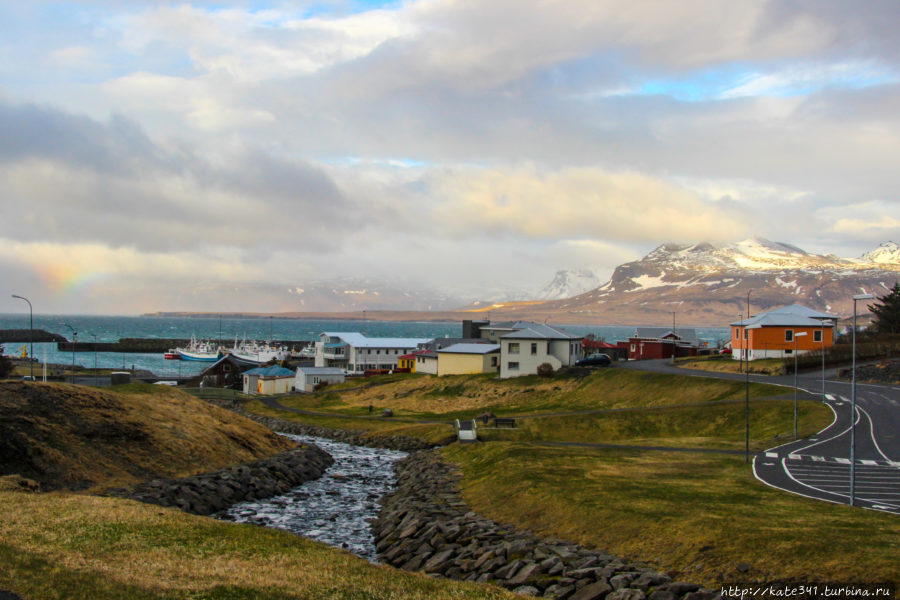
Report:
0,313,728,376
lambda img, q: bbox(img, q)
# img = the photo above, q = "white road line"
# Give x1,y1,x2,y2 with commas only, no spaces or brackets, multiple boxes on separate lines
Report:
814,401,840,436
782,458,848,500
795,403,860,456
765,452,778,458
856,404,894,463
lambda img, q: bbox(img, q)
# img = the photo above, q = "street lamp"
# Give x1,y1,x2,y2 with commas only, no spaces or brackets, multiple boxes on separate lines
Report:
744,289,752,464
11,295,33,381
61,322,77,384
793,331,808,439
850,293,874,506
821,324,827,399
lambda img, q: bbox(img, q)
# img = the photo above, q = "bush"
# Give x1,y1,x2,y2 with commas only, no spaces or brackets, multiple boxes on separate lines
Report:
536,363,555,378
0,346,13,379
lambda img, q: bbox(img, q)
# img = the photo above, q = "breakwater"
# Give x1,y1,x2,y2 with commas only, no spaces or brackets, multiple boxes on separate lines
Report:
56,338,314,353
108,443,333,515
373,451,714,600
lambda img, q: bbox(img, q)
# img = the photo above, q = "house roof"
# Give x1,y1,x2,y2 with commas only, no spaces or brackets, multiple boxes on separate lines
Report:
500,322,581,340
730,304,839,327
634,327,701,345
296,367,346,376
417,351,439,359
438,343,501,354
244,365,295,377
321,332,433,348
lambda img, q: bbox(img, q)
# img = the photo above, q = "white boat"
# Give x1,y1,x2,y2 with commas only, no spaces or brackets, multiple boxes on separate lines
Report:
229,337,290,365
176,336,222,362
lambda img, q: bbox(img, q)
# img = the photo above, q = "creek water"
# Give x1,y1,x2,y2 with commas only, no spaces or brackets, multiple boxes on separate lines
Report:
218,434,407,562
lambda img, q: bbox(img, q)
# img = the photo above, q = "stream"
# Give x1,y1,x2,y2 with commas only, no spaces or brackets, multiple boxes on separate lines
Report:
218,434,407,562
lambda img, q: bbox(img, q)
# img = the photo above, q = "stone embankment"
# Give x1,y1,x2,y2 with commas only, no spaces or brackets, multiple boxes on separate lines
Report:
108,443,333,516
374,452,716,600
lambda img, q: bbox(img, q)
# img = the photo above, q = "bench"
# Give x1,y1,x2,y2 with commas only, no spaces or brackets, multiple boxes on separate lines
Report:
493,417,517,428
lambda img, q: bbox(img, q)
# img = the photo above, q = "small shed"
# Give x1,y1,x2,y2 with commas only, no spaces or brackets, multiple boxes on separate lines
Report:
242,365,295,395
295,367,346,393
455,419,477,443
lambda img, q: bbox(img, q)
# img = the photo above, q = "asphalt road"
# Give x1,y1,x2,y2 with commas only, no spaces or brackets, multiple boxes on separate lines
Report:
619,359,900,514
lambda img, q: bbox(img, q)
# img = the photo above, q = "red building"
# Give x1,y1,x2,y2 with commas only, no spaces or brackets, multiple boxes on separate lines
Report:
617,328,704,360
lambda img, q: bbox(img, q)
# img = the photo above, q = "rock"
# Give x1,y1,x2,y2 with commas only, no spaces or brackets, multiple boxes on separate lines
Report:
608,590,645,600
571,580,613,600
736,562,751,573
508,562,542,586
514,585,542,597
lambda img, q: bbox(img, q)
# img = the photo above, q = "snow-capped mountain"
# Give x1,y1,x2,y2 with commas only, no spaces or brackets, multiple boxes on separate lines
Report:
488,238,900,325
535,269,604,300
860,241,900,265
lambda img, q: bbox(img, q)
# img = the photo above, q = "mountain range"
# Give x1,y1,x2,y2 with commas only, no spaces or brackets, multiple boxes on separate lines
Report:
475,238,900,324
148,239,900,325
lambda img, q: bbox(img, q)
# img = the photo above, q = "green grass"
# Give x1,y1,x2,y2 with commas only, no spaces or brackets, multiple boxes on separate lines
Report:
477,396,831,450
0,490,517,599
442,443,900,588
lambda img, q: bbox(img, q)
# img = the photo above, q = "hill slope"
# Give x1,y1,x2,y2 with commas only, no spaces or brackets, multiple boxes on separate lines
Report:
0,382,296,491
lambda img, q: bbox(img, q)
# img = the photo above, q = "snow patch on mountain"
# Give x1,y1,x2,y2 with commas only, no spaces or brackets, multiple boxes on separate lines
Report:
536,269,604,300
861,241,900,265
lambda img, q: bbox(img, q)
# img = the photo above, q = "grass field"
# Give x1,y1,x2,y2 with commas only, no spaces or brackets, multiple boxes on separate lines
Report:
442,443,900,588
674,355,786,375
262,368,788,421
0,484,516,600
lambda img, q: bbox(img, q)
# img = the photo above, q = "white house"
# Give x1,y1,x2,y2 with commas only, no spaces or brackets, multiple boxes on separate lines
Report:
295,367,346,393
498,322,583,378
314,332,433,374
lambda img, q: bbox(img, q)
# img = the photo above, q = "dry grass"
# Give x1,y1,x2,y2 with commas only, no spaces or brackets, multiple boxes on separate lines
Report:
675,356,786,375
0,382,295,492
270,369,786,420
443,443,900,588
0,488,517,599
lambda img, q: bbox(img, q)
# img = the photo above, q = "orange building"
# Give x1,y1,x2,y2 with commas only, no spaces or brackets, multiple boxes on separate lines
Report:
731,304,838,361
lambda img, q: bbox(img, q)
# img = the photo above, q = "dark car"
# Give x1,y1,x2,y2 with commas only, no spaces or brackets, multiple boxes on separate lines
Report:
575,353,611,367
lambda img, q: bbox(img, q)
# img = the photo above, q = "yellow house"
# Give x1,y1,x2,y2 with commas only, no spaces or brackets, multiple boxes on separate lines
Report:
435,343,500,376
242,365,295,395
398,351,423,372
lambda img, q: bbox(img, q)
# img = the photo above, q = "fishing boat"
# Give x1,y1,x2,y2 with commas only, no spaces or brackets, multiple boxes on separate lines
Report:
163,349,180,360
229,337,290,366
175,336,222,362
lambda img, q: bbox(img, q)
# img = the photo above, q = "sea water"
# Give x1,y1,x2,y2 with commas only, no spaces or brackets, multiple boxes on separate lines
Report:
0,313,728,377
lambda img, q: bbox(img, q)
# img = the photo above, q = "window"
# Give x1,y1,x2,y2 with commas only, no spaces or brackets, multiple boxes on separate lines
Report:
531,343,538,355
223,364,231,372
744,329,748,340
734,327,739,339
814,330,823,342
785,330,793,342
630,344,635,352
508,361,519,370
785,349,793,355
509,342,520,354
491,356,498,367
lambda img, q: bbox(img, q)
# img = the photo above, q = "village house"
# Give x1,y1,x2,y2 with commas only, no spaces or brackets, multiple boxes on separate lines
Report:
295,367,346,393
314,332,433,374
731,304,838,361
618,327,706,361
242,365,295,395
497,322,583,378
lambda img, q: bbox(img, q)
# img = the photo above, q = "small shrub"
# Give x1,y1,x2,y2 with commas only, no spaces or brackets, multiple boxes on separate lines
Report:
536,363,555,378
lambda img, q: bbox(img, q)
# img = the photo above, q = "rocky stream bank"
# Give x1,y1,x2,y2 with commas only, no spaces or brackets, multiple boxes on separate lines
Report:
107,442,333,516
373,451,715,600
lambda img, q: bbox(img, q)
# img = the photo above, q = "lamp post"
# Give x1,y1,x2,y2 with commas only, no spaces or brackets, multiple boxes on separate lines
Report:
821,325,827,399
11,295,33,381
744,289,752,464
61,322,77,384
738,314,743,374
850,293,874,506
91,333,98,387
793,331,808,439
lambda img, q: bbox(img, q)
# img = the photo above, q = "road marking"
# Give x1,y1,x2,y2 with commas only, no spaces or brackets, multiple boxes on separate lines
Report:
766,452,778,458
811,456,825,462
857,404,894,463
835,458,851,464
861,459,878,465
825,394,836,401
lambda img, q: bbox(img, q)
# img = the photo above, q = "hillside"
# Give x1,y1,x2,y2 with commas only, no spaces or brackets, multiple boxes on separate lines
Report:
0,382,296,491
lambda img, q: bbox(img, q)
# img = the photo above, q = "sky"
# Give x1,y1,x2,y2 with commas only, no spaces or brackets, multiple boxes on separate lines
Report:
1,0,899,314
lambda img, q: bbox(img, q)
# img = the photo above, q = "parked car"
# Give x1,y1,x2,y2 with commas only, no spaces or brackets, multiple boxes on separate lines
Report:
575,354,611,367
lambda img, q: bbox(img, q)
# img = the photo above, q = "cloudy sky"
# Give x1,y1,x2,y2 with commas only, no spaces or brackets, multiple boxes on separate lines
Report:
1,0,898,314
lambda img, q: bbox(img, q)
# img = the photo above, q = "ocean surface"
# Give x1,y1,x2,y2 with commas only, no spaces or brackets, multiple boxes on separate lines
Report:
0,314,729,378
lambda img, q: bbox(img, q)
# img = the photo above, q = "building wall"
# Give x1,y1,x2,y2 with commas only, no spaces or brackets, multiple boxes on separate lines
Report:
732,326,834,361
438,352,499,375
398,357,417,372
416,355,438,375
500,338,562,378
296,372,345,393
